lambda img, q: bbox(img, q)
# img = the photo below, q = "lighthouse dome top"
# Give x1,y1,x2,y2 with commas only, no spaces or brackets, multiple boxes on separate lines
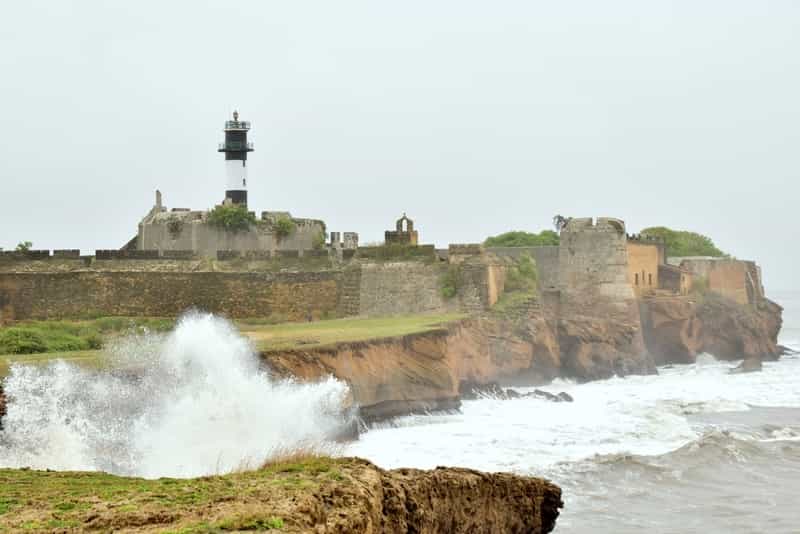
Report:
224,110,250,131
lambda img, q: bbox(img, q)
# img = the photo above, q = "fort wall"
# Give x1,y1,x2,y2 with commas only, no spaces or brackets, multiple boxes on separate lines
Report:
627,241,660,296
0,271,340,322
137,208,325,258
0,251,501,322
357,262,453,317
557,217,634,304
486,246,559,290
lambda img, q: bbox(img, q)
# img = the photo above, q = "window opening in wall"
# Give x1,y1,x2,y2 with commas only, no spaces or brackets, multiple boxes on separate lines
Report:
649,273,653,286
635,273,639,285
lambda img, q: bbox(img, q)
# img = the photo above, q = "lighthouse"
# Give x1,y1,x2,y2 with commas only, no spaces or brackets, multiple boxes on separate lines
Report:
218,110,254,206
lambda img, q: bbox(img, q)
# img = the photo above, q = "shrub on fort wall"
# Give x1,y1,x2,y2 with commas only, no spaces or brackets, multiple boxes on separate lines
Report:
312,229,326,250
440,265,462,299
273,216,296,240
504,253,539,294
641,227,726,257
166,216,184,238
208,205,257,233
484,230,559,248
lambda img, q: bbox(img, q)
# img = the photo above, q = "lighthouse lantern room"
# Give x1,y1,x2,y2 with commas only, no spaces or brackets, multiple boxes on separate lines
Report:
218,110,254,206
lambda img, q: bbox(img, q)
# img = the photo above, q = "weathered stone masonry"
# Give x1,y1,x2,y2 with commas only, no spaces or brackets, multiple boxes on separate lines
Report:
0,271,340,321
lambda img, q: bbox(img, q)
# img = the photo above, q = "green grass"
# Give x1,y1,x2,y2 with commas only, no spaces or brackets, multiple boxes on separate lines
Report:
0,317,173,355
239,313,464,352
0,456,365,533
0,313,464,376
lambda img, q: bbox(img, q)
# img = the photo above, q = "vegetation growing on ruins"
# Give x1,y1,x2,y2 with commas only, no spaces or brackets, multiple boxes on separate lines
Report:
505,254,539,294
640,227,726,258
484,230,560,248
166,216,184,238
312,230,326,249
207,205,257,233
440,266,461,299
273,216,297,240
493,254,539,315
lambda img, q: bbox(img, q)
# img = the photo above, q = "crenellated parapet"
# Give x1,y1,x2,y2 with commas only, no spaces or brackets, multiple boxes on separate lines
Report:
557,217,634,304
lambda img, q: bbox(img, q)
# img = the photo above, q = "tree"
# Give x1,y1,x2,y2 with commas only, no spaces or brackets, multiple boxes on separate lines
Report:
15,241,32,252
640,227,726,257
484,230,560,248
207,205,257,233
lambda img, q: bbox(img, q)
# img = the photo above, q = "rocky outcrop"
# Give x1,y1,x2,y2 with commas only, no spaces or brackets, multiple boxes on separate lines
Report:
556,301,655,381
640,294,783,365
730,357,763,374
378,462,562,533
261,300,657,421
262,331,461,422
0,458,563,533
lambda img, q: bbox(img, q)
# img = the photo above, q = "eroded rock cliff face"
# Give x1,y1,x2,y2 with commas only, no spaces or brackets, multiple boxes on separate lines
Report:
260,300,658,419
0,458,563,533
262,331,461,422
640,294,783,365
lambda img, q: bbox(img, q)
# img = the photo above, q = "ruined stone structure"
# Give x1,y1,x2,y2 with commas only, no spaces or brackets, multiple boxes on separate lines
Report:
0,246,502,323
626,237,662,296
658,263,693,296
669,257,765,305
557,217,635,305
134,192,326,258
385,214,419,245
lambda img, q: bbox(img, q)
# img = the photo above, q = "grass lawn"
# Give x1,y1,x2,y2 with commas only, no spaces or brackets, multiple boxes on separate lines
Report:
0,313,464,377
0,455,359,533
240,313,463,352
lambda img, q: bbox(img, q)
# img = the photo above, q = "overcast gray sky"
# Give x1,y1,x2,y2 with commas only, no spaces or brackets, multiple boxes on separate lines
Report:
1,1,797,291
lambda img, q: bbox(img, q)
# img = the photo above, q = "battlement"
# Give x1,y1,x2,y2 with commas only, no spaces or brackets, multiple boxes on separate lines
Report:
562,217,626,234
627,233,664,244
356,244,436,261
448,244,484,256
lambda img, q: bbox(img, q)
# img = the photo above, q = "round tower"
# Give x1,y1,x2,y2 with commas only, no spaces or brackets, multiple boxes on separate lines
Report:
218,110,254,206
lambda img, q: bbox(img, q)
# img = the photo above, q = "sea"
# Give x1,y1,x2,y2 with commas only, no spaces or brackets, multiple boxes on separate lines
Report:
1,292,798,533
349,290,800,533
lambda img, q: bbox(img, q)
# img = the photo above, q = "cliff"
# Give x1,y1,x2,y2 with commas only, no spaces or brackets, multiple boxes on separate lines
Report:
640,294,783,365
260,291,785,420
0,457,562,533
260,301,657,420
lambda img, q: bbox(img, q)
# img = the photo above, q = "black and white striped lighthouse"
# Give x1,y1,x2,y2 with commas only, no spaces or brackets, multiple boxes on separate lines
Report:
218,110,254,206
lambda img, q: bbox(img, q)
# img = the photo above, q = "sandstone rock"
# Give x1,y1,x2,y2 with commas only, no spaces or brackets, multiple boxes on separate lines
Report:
730,357,763,374
0,457,564,533
459,381,508,400
640,294,783,365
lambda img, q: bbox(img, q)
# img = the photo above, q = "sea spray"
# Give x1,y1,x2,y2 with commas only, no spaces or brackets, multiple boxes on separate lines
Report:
0,313,353,478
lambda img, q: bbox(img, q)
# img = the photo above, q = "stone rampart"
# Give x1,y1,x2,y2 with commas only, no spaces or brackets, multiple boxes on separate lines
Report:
0,271,341,322
558,217,634,304
0,251,503,322
486,246,559,289
137,206,325,258
357,262,453,317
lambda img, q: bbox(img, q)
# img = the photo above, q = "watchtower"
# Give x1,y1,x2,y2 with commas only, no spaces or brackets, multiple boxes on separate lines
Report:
218,110,254,206
385,214,419,245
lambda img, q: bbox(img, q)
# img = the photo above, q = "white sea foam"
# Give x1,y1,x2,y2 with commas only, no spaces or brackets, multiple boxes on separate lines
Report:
349,353,800,473
0,313,352,478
